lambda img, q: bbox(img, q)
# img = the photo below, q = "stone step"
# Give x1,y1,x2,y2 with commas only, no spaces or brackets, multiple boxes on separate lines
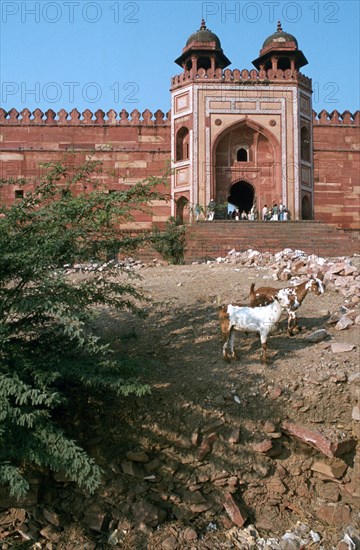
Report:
184,221,359,261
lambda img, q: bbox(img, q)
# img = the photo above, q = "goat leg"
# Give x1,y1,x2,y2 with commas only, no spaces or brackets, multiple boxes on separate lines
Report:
261,342,268,364
223,327,237,361
223,342,231,362
287,311,298,336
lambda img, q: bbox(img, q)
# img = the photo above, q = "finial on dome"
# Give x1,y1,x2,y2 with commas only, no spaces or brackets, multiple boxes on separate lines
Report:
200,18,206,30
277,20,283,32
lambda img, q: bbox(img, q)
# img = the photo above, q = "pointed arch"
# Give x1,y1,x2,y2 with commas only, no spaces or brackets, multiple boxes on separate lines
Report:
212,118,281,208
228,179,255,213
301,194,312,220
176,127,190,161
175,195,190,224
212,118,280,153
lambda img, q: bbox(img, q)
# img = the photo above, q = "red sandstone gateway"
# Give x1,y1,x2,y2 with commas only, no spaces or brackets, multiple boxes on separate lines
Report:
0,20,359,236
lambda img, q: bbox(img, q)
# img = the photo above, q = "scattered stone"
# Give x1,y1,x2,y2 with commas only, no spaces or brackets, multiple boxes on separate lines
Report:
306,329,329,343
269,386,282,399
191,428,200,446
335,316,354,330
83,506,109,532
126,450,150,463
316,481,341,502
281,421,357,458
328,312,342,324
352,406,360,421
43,508,61,527
332,370,347,383
172,503,196,522
202,417,226,434
173,436,192,449
264,420,277,433
131,500,166,527
222,493,248,528
315,503,352,528
183,527,197,541
198,433,217,460
145,458,162,473
108,529,126,546
121,460,146,478
39,525,62,542
311,459,348,479
229,428,241,444
161,535,177,549
267,476,287,495
331,343,356,353
253,440,273,453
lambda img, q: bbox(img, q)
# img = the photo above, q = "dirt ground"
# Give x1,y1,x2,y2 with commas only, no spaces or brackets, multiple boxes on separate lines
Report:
3,258,360,549
58,259,359,549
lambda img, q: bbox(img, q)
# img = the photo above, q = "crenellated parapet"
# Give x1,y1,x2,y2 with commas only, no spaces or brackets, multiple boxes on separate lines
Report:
312,109,360,126
171,67,312,88
0,107,171,126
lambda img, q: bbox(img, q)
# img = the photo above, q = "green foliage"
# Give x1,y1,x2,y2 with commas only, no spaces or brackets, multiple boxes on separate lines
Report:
151,216,187,264
0,157,169,498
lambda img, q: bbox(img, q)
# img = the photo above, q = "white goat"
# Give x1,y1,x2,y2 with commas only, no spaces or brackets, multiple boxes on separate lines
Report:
221,289,299,363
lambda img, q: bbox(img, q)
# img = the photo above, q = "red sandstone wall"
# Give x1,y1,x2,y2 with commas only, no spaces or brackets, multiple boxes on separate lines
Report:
313,110,360,230
1,107,359,230
0,108,172,228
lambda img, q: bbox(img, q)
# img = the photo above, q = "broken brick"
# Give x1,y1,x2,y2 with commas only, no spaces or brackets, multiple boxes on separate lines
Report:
281,421,356,458
222,493,248,528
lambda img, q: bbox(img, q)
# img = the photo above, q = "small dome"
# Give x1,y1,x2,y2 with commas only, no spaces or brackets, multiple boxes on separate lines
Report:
186,19,221,48
262,21,298,48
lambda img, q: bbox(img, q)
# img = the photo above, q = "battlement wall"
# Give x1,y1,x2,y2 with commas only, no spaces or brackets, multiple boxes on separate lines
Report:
171,67,312,88
312,109,360,126
0,108,171,126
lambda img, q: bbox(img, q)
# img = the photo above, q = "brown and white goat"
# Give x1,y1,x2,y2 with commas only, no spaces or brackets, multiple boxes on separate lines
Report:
249,275,324,336
221,288,299,363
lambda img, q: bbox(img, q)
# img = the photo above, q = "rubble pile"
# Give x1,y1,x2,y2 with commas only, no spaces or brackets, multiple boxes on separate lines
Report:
211,248,360,331
62,256,162,274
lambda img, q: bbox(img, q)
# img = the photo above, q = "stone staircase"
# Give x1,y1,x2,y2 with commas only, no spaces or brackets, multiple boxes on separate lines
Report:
184,221,360,262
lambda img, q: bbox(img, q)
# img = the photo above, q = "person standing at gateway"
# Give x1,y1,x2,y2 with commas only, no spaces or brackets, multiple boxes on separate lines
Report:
207,198,216,221
262,204,268,221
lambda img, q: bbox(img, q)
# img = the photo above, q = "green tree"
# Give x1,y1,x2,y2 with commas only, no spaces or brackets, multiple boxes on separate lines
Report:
0,157,168,499
151,216,187,264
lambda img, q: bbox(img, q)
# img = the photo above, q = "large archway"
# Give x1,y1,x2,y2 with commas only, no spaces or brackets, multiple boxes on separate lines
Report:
228,181,254,213
212,119,281,213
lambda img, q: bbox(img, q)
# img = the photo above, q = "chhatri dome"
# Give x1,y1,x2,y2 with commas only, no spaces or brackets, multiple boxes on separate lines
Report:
175,19,231,71
262,20,298,48
185,18,222,48
252,21,308,71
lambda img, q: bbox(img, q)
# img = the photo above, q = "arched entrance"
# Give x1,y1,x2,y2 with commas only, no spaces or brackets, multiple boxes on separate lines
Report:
301,195,312,220
228,181,254,213
176,196,190,224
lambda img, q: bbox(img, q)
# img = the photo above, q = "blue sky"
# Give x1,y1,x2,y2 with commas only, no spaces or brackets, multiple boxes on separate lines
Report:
1,0,359,116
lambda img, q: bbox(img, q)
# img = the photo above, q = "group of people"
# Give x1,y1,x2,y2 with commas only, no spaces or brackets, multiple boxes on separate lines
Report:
195,199,290,221
261,203,289,221
229,205,256,221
